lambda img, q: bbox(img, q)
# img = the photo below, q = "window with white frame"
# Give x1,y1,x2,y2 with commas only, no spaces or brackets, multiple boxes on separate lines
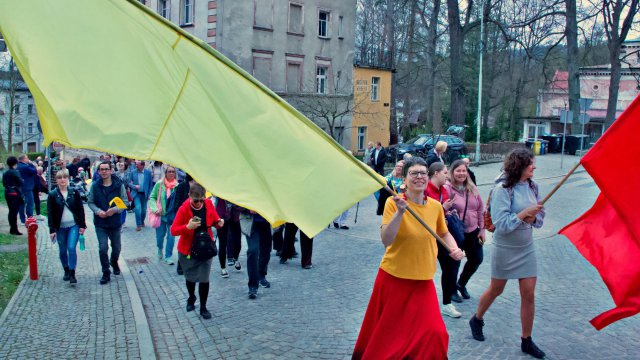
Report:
14,124,20,135
288,3,303,33
357,127,367,150
316,66,328,94
28,104,33,114
371,77,380,101
28,123,33,134
318,10,330,37
13,104,19,114
338,16,344,38
159,0,170,19
181,0,193,25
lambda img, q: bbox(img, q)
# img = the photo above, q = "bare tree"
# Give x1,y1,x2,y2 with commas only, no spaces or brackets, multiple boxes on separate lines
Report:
599,0,639,128
0,56,26,153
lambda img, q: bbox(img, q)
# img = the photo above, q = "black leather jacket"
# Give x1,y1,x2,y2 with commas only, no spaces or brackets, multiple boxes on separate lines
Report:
47,187,87,234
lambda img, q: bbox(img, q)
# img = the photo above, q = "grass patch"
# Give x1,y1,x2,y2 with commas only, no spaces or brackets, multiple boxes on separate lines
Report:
0,182,5,205
0,233,26,246
0,251,28,314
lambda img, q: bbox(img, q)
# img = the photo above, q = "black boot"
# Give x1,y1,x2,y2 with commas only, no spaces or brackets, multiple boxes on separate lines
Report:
521,336,546,359
63,266,70,281
10,228,23,235
69,269,77,284
111,260,121,275
199,282,210,319
99,271,111,285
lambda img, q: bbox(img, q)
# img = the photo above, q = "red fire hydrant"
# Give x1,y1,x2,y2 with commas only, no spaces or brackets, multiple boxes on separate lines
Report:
25,216,39,280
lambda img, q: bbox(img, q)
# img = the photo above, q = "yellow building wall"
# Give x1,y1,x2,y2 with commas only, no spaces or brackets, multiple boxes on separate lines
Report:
351,67,391,155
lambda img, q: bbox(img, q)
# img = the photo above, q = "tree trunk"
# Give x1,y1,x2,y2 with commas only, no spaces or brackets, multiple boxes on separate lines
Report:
447,0,466,126
427,0,441,133
386,0,398,144
565,0,581,134
605,44,622,128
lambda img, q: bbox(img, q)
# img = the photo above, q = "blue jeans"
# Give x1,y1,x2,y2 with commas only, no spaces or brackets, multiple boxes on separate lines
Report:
56,225,79,270
18,190,35,223
133,193,148,226
155,218,175,259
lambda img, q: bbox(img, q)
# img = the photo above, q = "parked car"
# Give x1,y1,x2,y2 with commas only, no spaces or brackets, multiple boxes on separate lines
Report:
387,134,431,160
388,134,467,163
421,135,468,163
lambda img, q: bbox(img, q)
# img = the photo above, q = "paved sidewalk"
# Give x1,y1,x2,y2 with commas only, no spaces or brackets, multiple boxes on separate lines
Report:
1,153,639,359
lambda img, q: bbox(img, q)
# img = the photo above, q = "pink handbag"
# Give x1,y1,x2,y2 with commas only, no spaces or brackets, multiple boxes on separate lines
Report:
147,187,162,228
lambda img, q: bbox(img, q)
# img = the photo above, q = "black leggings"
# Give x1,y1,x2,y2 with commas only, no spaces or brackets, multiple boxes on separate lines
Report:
217,222,228,269
457,229,484,287
437,241,461,305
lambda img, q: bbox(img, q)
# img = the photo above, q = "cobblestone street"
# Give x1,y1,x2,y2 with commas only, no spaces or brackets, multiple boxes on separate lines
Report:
1,154,639,359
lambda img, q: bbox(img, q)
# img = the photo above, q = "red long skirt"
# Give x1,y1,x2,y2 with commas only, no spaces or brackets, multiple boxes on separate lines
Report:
352,269,449,360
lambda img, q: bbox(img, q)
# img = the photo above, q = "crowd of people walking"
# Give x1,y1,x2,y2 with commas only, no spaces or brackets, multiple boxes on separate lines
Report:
2,145,548,358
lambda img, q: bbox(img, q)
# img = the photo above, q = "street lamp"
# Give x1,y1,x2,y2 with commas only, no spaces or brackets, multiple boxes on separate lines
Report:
474,0,485,164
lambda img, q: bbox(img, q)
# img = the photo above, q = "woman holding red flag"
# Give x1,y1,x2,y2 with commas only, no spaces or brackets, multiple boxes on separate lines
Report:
469,148,546,359
352,157,463,359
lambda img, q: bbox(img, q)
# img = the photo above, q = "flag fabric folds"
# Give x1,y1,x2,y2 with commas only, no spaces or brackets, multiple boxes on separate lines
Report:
559,195,640,330
0,0,385,237
559,94,640,329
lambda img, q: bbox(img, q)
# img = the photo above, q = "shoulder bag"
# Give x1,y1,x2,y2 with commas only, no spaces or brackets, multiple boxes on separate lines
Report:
188,204,217,260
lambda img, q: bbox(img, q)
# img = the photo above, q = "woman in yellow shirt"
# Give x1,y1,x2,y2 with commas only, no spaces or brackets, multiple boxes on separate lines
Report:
352,157,464,359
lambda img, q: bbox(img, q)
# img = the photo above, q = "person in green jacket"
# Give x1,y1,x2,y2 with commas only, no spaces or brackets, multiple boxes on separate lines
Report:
149,166,179,264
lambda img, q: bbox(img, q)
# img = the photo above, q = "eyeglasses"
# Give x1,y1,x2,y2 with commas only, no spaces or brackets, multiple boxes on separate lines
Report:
98,168,110,172
166,170,176,173
408,171,428,178
191,198,205,204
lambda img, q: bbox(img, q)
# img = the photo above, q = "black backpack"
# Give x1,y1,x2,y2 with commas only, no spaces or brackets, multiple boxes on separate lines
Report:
188,205,217,260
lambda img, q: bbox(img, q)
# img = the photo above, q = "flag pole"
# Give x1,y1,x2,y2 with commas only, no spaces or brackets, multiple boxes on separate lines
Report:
383,186,454,252
539,161,581,205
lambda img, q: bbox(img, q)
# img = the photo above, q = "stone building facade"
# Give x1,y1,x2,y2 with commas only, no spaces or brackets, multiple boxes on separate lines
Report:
143,0,357,147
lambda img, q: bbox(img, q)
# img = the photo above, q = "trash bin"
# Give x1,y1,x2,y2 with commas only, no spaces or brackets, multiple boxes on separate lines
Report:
539,140,548,155
541,135,562,153
564,135,590,155
533,141,541,155
525,139,535,149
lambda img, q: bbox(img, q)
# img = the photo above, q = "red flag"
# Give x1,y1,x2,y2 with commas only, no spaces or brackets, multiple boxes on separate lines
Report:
559,94,640,329
559,195,640,330
580,95,640,240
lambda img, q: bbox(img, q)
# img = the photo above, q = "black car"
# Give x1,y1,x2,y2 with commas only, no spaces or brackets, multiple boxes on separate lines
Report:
388,134,467,163
387,134,431,160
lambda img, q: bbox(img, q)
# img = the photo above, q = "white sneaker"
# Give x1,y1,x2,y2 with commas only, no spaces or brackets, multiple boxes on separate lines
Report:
221,269,229,278
157,249,163,259
162,258,175,265
442,304,462,318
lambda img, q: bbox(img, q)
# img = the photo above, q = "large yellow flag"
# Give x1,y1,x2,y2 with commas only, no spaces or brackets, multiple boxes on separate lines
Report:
0,0,385,237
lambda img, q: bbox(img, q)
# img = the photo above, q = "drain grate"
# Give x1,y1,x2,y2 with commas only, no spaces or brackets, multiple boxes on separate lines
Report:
126,257,150,265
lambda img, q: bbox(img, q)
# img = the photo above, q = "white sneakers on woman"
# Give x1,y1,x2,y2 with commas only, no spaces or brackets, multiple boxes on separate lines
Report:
442,304,462,318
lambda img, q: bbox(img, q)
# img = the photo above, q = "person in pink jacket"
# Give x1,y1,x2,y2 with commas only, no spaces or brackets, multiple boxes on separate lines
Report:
444,159,485,300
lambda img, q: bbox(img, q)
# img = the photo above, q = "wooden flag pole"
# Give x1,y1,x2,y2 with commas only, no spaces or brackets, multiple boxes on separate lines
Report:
383,185,454,252
539,161,582,206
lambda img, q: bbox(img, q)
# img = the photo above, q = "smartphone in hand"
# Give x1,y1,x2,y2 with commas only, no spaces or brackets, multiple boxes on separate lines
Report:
192,216,201,222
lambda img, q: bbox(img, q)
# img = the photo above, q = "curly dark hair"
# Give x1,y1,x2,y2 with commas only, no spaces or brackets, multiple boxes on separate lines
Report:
502,148,534,188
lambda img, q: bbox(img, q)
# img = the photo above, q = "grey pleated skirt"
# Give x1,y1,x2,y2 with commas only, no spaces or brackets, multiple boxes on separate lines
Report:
178,253,213,283
491,228,537,279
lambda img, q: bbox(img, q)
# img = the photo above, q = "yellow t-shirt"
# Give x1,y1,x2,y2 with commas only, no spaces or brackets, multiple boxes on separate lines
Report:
380,196,449,280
